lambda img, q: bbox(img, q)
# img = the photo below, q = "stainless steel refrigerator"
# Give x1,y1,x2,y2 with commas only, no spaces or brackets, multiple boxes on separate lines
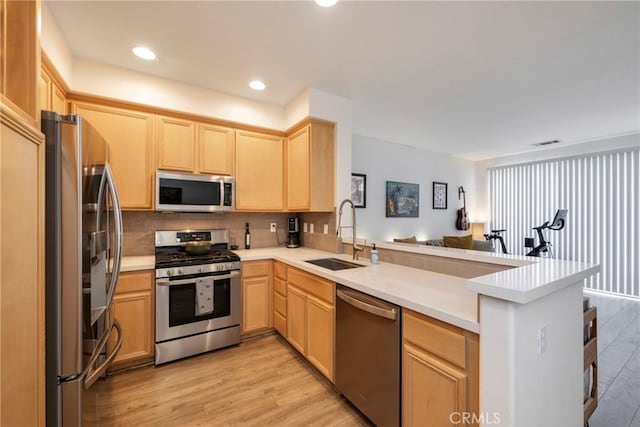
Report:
43,111,124,426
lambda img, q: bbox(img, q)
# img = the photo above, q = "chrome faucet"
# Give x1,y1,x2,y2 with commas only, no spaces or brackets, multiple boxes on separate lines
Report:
337,199,363,260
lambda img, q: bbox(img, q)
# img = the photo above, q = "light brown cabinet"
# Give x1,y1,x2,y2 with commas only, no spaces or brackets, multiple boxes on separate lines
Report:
107,270,155,371
286,267,335,382
156,116,196,172
273,261,288,337
402,309,479,427
241,260,273,335
235,130,284,211
72,102,155,210
198,123,235,175
39,66,66,114
286,121,335,212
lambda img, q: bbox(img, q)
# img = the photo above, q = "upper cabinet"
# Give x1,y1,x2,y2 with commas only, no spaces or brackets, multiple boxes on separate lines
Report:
72,102,155,210
198,123,235,175
156,116,196,172
235,130,284,211
286,121,335,212
39,65,67,115
1,0,39,122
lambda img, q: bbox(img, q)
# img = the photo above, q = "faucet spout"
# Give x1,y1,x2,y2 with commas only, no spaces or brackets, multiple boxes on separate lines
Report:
337,199,363,260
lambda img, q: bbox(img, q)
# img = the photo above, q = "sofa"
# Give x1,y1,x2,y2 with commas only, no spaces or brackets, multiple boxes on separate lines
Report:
393,235,494,252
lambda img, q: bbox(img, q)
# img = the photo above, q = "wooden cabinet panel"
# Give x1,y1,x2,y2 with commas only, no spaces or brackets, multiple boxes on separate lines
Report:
286,285,307,354
156,116,195,172
73,102,154,209
108,270,154,371
285,121,335,212
306,294,334,382
402,310,479,427
287,267,334,304
235,130,284,211
51,84,66,114
198,123,234,175
242,276,271,334
274,261,287,280
108,291,154,367
273,291,287,316
243,260,272,278
273,310,287,337
286,126,310,210
39,69,51,112
274,276,287,296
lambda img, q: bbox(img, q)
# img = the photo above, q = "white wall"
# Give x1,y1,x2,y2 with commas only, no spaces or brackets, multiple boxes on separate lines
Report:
41,4,73,87
352,135,476,243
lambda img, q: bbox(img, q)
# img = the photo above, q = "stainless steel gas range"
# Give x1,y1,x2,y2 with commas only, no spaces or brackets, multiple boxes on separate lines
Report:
154,229,240,365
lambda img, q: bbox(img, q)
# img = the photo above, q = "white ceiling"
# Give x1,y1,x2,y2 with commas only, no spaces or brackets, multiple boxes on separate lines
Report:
46,1,639,160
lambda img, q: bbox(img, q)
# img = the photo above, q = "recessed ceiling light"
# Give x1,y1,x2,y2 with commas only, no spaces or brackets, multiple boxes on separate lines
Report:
132,46,156,61
314,0,338,6
249,80,266,91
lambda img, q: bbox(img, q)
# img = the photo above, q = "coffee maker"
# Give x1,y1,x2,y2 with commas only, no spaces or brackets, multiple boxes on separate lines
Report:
287,217,300,248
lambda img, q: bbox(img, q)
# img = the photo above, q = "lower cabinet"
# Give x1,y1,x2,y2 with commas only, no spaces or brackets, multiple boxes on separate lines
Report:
286,267,335,382
402,309,479,427
107,270,155,372
241,260,273,335
273,261,288,336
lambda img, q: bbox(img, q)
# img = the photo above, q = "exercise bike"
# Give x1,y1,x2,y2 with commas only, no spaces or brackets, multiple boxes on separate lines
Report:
525,209,568,257
484,229,509,254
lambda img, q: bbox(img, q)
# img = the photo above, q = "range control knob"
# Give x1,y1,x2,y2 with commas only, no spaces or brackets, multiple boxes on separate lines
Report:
226,263,234,270
177,268,184,275
166,269,174,276
197,267,203,273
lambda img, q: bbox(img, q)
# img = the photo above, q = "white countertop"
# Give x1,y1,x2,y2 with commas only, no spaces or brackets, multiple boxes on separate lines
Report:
119,241,599,332
235,247,480,333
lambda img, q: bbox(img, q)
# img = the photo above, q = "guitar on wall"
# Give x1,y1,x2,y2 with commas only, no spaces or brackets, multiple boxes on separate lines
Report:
456,186,470,231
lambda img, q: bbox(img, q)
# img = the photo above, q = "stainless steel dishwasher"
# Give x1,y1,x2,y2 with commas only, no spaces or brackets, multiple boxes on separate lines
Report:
335,285,401,427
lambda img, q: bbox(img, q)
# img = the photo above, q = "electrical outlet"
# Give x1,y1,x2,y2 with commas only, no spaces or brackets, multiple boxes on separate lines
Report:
323,224,328,234
537,325,547,355
270,222,277,233
310,223,315,233
303,222,308,233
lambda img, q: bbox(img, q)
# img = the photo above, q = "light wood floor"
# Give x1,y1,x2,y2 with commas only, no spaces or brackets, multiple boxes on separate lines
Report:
83,334,370,427
585,291,640,427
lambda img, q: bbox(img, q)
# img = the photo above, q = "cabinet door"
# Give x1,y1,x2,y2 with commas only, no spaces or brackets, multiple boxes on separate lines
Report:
242,276,271,334
108,291,154,368
235,130,284,210
286,285,307,354
156,116,195,172
198,123,234,175
39,69,52,112
286,126,310,210
402,342,468,427
73,102,155,209
306,294,334,382
51,83,66,114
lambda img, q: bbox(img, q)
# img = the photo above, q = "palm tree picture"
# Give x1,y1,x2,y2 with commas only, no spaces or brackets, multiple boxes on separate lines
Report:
386,181,419,217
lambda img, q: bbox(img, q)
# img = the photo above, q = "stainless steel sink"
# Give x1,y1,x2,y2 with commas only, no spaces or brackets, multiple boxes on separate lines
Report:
305,258,365,271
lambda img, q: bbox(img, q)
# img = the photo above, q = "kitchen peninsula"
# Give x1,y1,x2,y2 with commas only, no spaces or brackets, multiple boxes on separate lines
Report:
122,243,598,426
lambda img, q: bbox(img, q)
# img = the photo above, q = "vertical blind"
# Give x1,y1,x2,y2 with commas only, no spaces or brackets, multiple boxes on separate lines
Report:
488,148,639,298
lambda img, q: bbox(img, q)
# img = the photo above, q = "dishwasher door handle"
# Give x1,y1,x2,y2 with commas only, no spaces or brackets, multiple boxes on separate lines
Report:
337,289,397,320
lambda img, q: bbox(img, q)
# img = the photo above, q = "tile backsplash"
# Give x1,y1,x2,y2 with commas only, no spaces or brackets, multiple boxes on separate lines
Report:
122,210,340,256
122,211,291,256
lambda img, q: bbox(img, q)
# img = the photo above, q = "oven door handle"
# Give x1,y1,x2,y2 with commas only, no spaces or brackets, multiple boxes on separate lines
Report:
156,271,240,286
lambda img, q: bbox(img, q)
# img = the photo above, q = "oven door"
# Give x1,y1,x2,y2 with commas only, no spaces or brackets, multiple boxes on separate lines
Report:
155,270,240,342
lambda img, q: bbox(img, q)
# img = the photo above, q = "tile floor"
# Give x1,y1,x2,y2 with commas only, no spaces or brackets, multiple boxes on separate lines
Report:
585,290,640,427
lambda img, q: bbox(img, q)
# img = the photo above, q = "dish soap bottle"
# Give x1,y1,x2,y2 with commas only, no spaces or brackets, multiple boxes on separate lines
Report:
244,223,251,249
370,244,379,264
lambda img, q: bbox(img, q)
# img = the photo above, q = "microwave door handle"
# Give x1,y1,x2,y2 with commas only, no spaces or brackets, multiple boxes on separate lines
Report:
219,179,225,209
104,163,123,309
84,318,123,388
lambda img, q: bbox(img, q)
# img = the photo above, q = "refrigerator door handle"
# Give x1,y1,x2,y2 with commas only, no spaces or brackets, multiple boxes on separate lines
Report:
103,163,123,310
84,318,123,388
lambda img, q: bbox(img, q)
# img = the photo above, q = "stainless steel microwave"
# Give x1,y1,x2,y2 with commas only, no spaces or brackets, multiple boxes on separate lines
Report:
156,171,234,212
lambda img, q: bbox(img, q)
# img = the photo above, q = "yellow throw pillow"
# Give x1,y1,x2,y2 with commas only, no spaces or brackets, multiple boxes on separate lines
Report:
393,236,418,244
443,234,473,249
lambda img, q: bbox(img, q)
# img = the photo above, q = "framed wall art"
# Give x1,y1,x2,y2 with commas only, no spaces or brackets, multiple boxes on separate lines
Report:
432,181,448,209
351,173,367,208
386,181,419,217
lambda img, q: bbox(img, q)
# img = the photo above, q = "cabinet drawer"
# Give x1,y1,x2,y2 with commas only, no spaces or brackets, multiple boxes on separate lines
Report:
403,310,467,369
274,261,287,280
274,291,287,316
287,267,334,305
116,270,154,294
242,260,271,278
274,277,287,296
274,310,286,337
